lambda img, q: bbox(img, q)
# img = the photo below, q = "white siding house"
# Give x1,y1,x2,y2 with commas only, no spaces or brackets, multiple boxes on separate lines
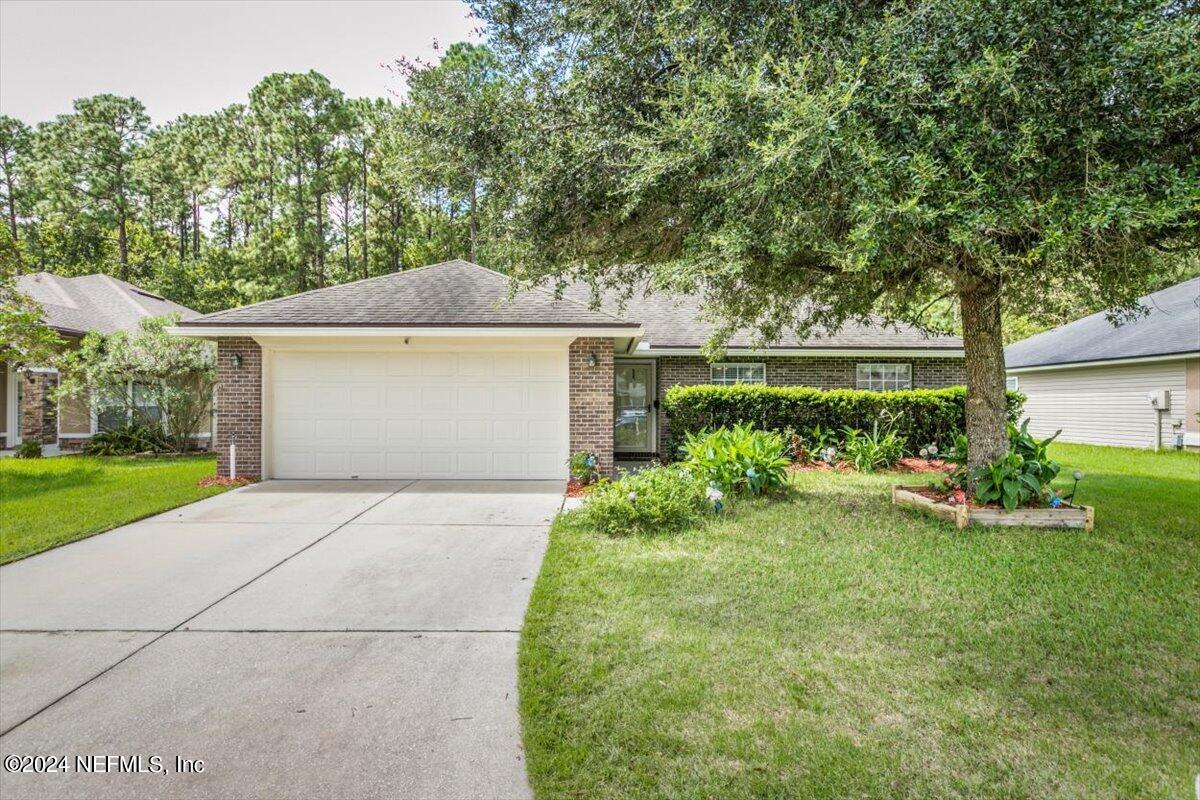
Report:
1006,278,1200,451
1011,358,1194,449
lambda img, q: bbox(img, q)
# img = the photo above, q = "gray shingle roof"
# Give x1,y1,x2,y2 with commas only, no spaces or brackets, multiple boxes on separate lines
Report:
555,281,964,351
1006,277,1200,369
16,272,200,336
179,259,962,350
179,260,637,328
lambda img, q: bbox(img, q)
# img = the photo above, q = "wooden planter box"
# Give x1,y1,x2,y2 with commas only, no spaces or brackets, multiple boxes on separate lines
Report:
892,485,1094,531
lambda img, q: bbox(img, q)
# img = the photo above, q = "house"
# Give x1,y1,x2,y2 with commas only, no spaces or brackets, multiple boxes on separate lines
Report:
2,272,204,452
172,259,966,480
1005,277,1200,450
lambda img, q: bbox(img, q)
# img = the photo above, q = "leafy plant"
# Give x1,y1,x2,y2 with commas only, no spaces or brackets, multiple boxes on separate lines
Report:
680,423,792,496
83,423,171,456
13,440,42,459
568,451,600,485
576,466,709,536
959,421,1062,510
841,422,906,473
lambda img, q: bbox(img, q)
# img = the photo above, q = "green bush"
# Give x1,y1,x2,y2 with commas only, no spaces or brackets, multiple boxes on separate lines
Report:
963,420,1062,510
84,423,171,456
662,384,1025,458
841,423,906,473
14,440,42,459
680,423,792,495
576,466,710,536
568,451,600,484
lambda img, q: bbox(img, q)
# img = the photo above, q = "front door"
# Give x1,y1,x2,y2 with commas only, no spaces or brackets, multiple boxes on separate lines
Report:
613,361,655,452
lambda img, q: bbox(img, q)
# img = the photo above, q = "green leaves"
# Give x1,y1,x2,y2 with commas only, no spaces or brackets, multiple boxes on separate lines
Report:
964,419,1063,510
679,423,792,496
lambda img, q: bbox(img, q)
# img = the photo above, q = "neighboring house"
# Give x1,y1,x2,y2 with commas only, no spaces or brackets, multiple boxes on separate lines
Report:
1,272,204,452
1005,277,1200,450
173,259,965,480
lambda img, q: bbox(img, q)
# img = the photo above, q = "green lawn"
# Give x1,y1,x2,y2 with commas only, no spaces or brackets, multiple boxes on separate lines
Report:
521,443,1200,799
0,454,230,564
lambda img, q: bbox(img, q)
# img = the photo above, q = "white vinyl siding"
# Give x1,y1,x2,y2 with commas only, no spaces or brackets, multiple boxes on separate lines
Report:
1011,360,1190,449
710,363,765,385
267,347,569,479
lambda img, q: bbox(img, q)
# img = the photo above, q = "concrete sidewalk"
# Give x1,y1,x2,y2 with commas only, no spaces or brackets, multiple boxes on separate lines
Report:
0,479,563,799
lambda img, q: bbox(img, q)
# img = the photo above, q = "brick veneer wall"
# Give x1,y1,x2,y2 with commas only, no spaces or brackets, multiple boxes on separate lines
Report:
569,337,615,475
215,338,263,479
653,354,966,453
21,370,59,445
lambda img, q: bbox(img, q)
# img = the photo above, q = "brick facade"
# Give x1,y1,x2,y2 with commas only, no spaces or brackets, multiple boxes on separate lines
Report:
651,354,966,454
215,338,263,479
569,337,615,475
20,370,59,446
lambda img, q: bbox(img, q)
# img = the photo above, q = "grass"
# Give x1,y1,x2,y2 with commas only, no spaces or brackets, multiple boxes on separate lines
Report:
0,454,230,564
520,443,1199,799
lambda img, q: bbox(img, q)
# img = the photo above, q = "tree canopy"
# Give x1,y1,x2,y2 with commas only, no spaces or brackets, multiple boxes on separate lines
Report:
472,0,1200,462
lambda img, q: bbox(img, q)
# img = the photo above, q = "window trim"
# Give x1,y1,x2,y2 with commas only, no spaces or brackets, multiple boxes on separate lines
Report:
1006,376,1019,391
855,363,913,392
710,362,767,386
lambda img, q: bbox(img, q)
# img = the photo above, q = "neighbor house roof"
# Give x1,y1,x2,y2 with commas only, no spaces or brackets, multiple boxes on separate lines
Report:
177,260,638,329
16,272,200,336
555,280,964,351
1006,278,1200,370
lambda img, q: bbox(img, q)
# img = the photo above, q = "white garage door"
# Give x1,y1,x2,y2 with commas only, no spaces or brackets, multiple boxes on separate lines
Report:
268,348,569,479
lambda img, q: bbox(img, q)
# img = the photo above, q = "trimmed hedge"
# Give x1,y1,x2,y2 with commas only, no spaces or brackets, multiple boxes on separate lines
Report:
661,384,1025,458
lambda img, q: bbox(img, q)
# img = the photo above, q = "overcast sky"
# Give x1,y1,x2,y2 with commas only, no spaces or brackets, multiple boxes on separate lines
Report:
0,0,481,124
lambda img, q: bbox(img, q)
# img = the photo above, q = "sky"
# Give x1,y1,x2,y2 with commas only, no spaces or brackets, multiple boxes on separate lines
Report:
0,0,481,124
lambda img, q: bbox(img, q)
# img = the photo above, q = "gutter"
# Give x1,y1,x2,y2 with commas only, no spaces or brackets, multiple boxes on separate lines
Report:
1006,351,1200,373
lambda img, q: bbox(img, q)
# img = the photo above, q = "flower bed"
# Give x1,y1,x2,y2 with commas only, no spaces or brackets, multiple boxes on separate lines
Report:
892,485,1094,530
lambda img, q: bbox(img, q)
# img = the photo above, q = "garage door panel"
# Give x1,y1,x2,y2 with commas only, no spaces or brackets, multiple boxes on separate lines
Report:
457,419,489,443
270,349,569,479
421,386,452,411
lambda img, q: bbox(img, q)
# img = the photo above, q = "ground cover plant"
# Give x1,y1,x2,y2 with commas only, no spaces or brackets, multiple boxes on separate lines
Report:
0,454,229,563
520,443,1200,799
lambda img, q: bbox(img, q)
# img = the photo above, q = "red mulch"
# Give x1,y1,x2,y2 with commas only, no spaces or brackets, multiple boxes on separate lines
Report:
789,457,951,475
788,460,856,474
566,478,589,498
892,457,955,474
198,476,256,488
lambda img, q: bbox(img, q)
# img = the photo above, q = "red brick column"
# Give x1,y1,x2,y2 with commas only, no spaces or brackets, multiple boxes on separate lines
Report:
21,370,59,445
569,337,614,475
215,338,262,479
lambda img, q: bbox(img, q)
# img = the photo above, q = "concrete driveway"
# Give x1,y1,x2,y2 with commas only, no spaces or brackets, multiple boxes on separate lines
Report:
0,479,563,799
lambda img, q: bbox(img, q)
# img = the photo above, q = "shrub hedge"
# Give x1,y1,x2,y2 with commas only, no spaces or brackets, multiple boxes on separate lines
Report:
661,385,1025,458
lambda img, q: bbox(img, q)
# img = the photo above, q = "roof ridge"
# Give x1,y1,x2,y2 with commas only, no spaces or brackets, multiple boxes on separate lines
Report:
466,262,635,325
195,264,462,321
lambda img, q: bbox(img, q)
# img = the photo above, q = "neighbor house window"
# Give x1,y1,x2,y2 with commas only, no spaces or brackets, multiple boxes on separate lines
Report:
95,380,162,431
855,363,912,391
710,363,766,386
1006,376,1019,391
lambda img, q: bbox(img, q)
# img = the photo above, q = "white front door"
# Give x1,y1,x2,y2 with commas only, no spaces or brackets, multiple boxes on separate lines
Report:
613,360,656,452
267,347,569,479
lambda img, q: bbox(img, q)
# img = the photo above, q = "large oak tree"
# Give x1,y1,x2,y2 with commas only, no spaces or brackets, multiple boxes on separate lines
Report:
474,0,1200,466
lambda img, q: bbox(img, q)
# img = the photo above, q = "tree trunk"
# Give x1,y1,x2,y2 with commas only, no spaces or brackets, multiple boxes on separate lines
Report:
958,277,1010,469
315,189,325,288
117,211,129,280
468,176,478,263
192,192,200,258
360,149,369,279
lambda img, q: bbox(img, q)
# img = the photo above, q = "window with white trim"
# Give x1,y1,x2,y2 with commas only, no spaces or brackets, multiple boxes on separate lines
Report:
855,363,912,391
95,380,163,431
710,363,766,386
1006,376,1019,391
